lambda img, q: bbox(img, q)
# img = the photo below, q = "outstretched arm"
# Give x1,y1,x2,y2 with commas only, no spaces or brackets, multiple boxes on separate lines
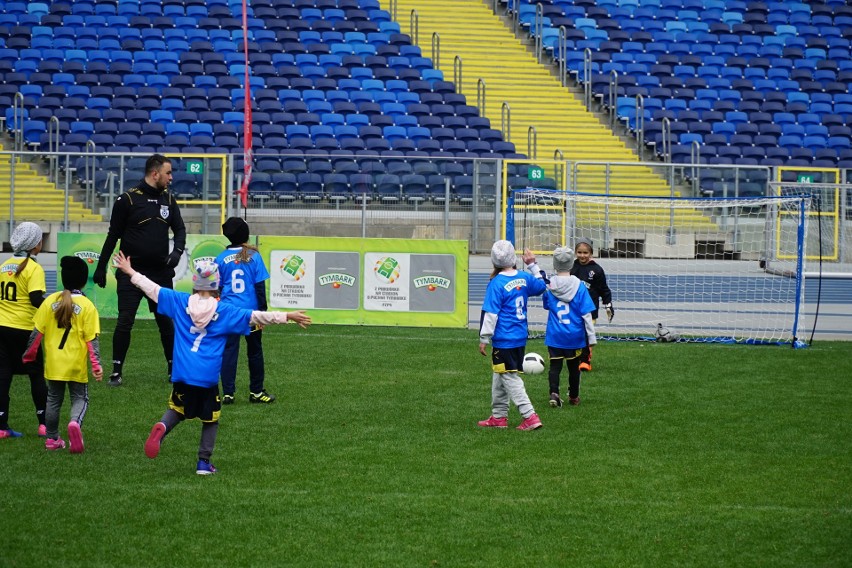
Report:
250,310,311,329
113,251,161,302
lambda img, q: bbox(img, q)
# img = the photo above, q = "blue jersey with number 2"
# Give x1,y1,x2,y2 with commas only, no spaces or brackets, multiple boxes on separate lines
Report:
215,247,270,310
482,271,547,349
542,286,596,349
157,288,253,387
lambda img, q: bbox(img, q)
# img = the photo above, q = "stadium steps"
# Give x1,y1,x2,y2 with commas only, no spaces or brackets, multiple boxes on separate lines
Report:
0,147,102,223
381,0,671,197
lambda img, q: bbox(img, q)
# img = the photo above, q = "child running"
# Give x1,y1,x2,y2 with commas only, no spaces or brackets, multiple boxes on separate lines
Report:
0,222,48,439
526,247,597,407
112,251,311,475
478,240,547,431
215,217,274,405
23,256,102,452
569,238,614,372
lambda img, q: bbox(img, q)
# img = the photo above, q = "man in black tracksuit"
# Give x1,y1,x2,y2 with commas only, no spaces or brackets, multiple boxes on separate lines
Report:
93,154,186,386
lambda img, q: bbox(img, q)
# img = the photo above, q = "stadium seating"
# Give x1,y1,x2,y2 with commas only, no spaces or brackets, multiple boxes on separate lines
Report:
525,0,852,170
0,0,523,204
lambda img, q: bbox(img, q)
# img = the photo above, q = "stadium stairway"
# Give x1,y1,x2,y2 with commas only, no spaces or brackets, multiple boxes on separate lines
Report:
379,0,677,198
0,142,101,223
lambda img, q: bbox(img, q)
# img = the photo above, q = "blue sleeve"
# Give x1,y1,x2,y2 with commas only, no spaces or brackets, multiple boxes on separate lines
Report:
482,279,503,314
218,304,254,336
156,288,180,319
526,272,547,296
253,252,270,282
542,290,555,312
577,285,596,315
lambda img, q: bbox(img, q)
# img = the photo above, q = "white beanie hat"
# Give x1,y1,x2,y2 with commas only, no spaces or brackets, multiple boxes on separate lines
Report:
553,246,574,272
192,260,220,291
10,222,43,253
490,240,517,268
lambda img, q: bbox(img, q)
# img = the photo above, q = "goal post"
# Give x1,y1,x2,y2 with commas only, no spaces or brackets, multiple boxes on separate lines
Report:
507,189,811,347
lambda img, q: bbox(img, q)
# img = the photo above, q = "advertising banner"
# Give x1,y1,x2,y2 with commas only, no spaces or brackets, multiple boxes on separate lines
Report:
58,233,468,327
260,236,468,327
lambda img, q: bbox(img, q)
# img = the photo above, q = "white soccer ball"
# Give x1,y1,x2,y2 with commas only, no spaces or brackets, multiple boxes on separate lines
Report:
522,352,545,374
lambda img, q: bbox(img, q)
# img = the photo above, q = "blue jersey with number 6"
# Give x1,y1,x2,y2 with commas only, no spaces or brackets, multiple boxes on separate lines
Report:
215,246,270,310
482,271,547,349
542,285,596,349
156,288,253,387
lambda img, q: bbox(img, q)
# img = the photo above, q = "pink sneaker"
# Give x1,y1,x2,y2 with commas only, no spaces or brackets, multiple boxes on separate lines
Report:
68,421,84,454
145,422,167,459
45,438,66,450
517,413,543,431
38,424,47,437
477,416,508,428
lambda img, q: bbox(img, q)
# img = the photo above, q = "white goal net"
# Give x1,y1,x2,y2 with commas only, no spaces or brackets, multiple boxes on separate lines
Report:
507,190,811,346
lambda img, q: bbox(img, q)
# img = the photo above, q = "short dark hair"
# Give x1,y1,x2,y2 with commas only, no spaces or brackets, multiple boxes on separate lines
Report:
145,154,171,175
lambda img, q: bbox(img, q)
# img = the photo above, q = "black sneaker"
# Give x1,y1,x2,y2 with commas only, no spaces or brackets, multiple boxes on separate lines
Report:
222,394,235,405
249,390,276,404
107,373,123,387
549,392,563,408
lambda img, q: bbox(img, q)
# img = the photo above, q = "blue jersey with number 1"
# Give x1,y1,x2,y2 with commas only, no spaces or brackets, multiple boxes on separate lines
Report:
156,288,253,387
482,270,547,349
215,246,270,310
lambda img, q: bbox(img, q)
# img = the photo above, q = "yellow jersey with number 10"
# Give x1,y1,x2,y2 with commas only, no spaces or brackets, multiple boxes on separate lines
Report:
0,256,46,330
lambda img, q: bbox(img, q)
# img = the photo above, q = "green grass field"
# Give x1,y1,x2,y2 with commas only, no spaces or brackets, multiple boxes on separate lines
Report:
2,321,850,567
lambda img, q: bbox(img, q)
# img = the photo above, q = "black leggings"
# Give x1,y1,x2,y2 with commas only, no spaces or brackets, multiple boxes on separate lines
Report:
0,325,47,430
112,269,174,374
548,355,582,399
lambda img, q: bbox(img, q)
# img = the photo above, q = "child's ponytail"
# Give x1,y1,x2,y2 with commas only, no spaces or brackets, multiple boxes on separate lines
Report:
55,289,74,329
237,243,259,264
15,252,30,276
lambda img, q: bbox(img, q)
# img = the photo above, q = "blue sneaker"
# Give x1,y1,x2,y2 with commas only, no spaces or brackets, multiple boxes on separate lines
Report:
0,428,23,439
196,459,217,475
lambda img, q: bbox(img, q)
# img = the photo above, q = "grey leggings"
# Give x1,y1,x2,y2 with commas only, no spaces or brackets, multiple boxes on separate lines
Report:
45,380,88,441
159,409,219,461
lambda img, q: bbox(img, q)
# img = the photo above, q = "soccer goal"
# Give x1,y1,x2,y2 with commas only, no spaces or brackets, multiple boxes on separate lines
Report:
507,190,811,347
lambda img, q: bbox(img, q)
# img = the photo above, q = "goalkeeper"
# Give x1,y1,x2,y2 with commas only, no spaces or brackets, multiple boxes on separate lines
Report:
569,238,614,372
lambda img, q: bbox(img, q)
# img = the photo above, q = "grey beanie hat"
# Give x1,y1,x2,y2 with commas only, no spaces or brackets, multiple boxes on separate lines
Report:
553,246,574,272
490,240,517,268
192,260,220,291
574,237,594,252
10,222,43,253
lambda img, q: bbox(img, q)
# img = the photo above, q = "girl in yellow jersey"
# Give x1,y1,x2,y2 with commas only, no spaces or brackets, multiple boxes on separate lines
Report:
0,222,48,439
23,256,102,452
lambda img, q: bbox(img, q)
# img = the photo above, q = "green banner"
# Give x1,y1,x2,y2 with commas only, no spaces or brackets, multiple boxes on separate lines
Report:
58,234,468,327
57,233,232,318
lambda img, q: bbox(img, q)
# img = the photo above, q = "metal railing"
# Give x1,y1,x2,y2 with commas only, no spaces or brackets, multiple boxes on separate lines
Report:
534,3,544,63
431,32,440,70
608,70,619,129
661,117,672,164
476,78,486,116
501,102,511,142
558,26,568,87
635,94,645,161
409,9,418,46
582,48,593,110
453,55,463,93
527,126,537,160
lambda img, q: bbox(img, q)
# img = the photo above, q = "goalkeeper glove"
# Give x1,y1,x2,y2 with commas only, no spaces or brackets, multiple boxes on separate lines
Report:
604,303,614,322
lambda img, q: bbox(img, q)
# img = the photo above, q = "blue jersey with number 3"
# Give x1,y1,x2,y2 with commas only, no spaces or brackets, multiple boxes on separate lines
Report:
542,286,596,349
482,271,547,348
215,246,270,310
157,288,253,387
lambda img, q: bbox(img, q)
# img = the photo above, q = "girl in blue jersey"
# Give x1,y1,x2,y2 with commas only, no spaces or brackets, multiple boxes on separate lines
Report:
478,240,547,431
113,251,311,475
526,247,597,407
215,217,273,405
